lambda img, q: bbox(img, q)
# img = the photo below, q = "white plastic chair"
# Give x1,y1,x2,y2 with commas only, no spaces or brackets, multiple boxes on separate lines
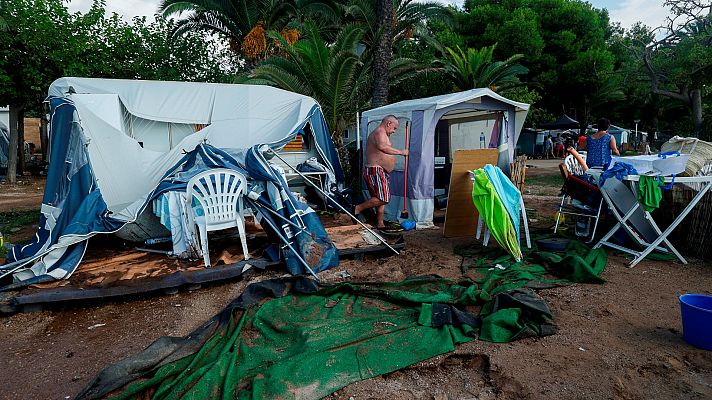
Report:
564,153,586,176
186,169,249,267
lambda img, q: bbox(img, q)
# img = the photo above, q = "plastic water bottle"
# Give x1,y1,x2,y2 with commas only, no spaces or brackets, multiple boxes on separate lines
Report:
480,132,486,149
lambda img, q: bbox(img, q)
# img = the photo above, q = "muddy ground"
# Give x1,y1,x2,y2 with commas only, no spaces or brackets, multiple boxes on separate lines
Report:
1,161,711,400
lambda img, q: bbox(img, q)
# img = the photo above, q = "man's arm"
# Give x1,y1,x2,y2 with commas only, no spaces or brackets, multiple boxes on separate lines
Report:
374,131,408,156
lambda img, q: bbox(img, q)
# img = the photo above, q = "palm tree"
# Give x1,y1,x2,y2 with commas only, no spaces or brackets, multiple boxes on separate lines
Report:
158,0,340,63
371,0,394,107
345,0,452,106
244,23,371,148
440,44,529,92
344,0,452,45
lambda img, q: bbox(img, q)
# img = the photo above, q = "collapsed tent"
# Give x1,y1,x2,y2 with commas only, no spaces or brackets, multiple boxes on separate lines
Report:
360,89,529,228
2,78,344,286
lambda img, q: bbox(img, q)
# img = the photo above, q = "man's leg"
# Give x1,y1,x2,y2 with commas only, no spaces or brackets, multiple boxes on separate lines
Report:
355,197,382,215
376,204,386,228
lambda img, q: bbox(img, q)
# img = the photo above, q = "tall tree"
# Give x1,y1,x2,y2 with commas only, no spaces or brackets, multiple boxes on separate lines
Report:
454,0,618,122
637,0,712,135
370,0,394,107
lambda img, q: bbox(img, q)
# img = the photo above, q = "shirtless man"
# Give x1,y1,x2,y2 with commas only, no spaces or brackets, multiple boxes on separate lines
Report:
354,115,408,229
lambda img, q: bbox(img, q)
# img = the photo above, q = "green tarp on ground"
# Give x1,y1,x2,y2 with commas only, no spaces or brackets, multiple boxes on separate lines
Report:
456,236,608,302
78,240,607,400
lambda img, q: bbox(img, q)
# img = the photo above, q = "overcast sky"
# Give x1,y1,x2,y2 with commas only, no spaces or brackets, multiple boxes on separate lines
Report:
67,0,671,31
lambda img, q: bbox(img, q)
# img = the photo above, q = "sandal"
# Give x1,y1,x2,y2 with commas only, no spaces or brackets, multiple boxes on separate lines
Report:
379,226,403,234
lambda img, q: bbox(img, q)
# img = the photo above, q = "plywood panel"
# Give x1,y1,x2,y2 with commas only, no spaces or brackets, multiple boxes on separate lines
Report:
443,149,499,237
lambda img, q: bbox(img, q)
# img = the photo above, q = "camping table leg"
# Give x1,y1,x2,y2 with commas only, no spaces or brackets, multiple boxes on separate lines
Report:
594,188,641,249
641,211,686,264
593,188,671,257
629,180,712,267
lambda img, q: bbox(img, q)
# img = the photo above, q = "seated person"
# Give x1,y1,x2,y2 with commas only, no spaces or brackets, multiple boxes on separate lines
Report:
584,118,620,168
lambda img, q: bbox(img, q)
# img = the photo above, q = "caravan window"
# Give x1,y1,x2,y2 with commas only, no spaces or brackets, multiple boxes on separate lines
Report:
447,114,502,157
282,132,310,152
122,106,202,152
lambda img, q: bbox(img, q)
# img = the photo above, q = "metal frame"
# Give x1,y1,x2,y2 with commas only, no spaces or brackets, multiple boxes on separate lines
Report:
554,193,604,243
593,175,712,267
266,149,400,255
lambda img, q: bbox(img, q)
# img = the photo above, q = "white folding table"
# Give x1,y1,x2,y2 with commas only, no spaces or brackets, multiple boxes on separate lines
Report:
591,173,712,267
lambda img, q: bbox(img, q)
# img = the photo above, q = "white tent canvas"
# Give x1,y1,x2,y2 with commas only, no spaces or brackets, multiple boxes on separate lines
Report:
361,89,529,228
4,78,343,283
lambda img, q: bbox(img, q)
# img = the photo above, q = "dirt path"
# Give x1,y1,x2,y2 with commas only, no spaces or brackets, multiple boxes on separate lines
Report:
0,177,45,212
1,167,711,399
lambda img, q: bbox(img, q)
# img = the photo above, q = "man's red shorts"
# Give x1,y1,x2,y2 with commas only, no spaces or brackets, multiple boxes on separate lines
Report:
363,166,391,203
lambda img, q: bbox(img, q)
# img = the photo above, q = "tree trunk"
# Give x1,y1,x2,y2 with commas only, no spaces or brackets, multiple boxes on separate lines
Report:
18,109,25,175
40,102,49,162
371,0,394,108
690,88,703,136
7,106,19,183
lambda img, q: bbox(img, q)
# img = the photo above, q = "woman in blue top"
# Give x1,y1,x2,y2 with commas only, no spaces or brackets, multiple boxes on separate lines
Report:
585,118,619,168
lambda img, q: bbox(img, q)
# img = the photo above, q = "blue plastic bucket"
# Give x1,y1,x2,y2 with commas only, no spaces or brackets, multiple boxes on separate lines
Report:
679,294,712,350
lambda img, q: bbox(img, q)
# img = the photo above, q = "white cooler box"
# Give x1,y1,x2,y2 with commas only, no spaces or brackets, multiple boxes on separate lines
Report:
608,153,690,176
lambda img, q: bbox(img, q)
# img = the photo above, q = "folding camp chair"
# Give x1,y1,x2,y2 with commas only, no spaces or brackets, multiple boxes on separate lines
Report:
554,154,603,242
594,178,687,267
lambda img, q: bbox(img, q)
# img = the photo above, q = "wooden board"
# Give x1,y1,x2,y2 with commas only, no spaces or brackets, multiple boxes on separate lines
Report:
443,149,499,237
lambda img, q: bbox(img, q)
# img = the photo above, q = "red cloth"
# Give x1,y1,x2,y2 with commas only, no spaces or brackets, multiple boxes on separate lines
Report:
577,135,587,149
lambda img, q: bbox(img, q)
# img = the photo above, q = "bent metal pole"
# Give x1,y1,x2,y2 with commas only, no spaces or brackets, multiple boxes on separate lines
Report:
266,149,400,255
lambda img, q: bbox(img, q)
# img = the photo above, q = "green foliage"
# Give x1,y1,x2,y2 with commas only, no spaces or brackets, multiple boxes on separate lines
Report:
244,24,371,144
345,0,452,45
455,0,619,124
159,0,341,63
0,0,238,113
0,209,38,254
440,44,528,91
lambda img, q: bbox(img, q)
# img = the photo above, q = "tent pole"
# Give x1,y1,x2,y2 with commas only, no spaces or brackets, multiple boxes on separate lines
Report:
251,204,320,281
0,261,31,280
267,150,400,255
356,112,360,151
258,205,309,235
